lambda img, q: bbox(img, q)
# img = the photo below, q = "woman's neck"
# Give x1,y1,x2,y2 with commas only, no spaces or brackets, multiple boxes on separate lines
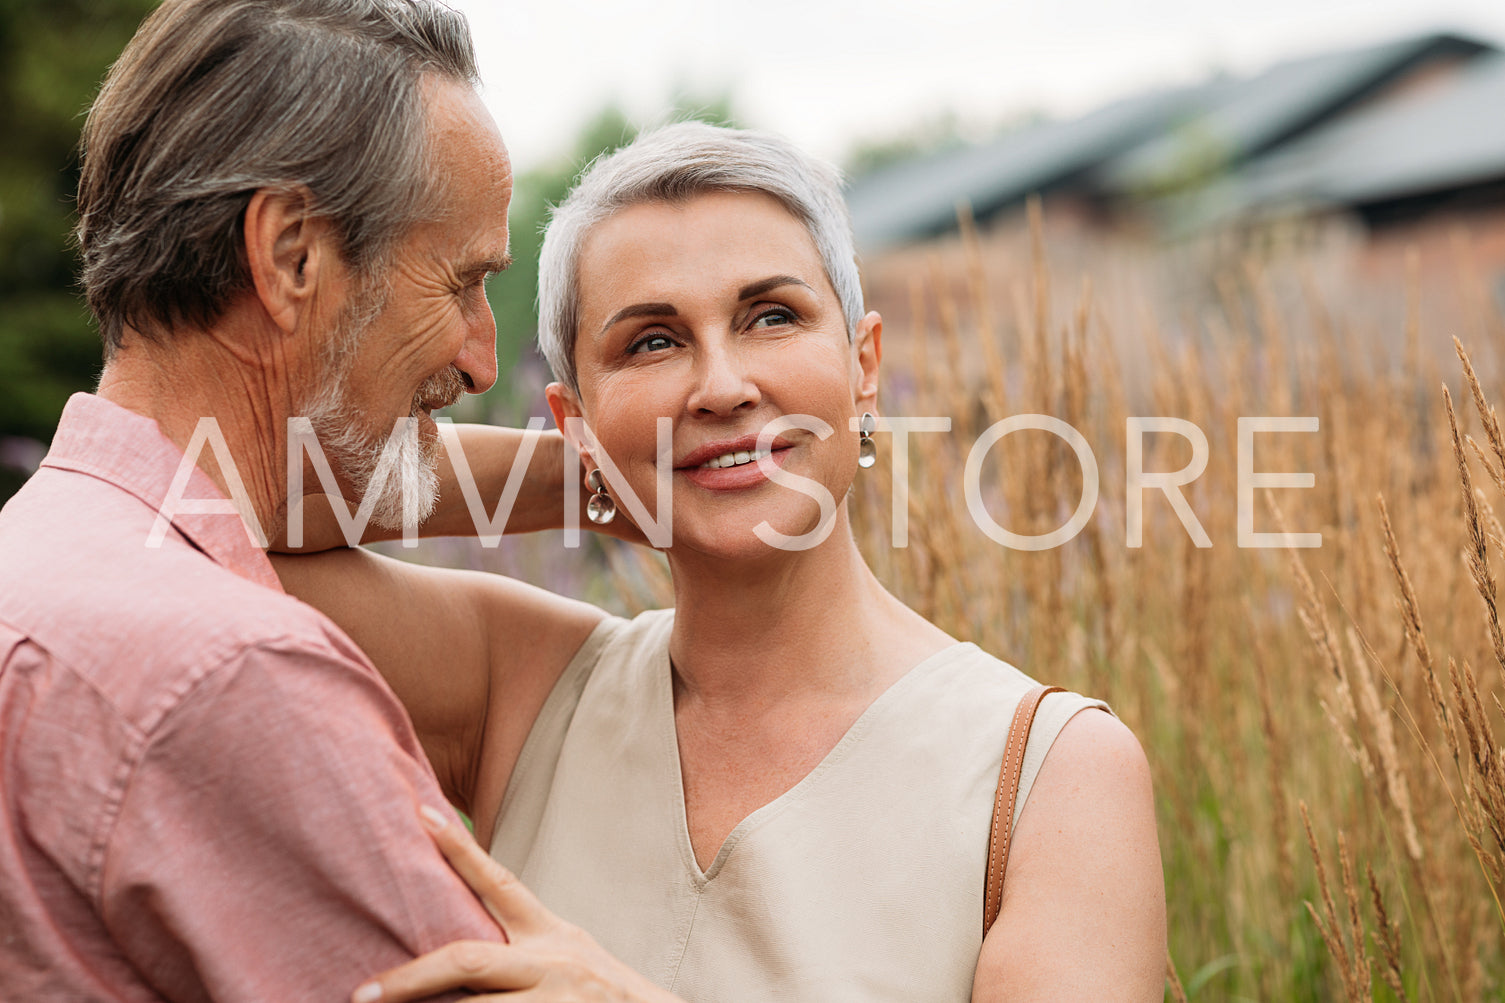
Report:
664,512,952,712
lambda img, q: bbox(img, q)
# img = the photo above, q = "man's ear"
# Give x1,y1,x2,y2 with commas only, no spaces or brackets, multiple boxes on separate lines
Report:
545,381,595,467
854,310,883,411
243,186,335,335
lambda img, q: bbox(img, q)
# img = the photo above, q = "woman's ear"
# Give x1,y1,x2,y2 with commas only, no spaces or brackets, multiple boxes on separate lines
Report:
244,186,334,336
545,381,594,467
853,310,883,411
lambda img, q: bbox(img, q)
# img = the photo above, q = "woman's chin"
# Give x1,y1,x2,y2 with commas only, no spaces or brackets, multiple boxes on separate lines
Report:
667,507,840,565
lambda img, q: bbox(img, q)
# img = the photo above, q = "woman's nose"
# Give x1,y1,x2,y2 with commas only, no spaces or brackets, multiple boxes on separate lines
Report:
686,342,759,416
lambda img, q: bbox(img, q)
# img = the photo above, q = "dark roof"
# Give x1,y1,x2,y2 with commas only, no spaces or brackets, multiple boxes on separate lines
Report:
845,84,1220,250
1209,51,1505,216
845,30,1499,249
1099,31,1495,195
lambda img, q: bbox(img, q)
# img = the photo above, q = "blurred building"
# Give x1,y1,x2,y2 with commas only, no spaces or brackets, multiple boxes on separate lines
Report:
846,30,1505,269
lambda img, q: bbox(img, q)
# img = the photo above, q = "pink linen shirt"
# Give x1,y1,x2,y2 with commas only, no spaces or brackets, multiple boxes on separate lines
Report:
0,393,502,1001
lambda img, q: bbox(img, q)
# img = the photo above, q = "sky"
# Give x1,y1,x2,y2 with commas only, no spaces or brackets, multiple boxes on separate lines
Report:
452,0,1505,174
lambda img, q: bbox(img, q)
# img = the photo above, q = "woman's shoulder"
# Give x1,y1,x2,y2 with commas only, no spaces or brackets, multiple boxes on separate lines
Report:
976,697,1164,998
908,640,1124,821
591,606,675,652
554,607,677,687
922,641,1110,716
1041,702,1146,773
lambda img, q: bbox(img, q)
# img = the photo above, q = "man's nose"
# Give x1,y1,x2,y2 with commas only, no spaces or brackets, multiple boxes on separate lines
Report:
456,302,499,395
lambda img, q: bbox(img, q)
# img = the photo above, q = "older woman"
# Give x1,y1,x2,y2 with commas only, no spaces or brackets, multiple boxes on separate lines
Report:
277,123,1164,1002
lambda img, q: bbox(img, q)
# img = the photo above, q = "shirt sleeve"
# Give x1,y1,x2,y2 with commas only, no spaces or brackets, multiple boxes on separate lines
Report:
99,633,505,1003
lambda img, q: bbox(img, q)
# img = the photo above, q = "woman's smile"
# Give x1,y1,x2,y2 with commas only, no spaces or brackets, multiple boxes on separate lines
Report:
676,433,795,492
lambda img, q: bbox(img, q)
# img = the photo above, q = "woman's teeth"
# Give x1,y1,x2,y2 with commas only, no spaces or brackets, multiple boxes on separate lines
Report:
701,448,771,470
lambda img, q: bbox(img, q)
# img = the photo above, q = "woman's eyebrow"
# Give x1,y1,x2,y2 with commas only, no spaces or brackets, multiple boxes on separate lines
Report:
738,275,811,300
599,302,676,336
595,276,812,337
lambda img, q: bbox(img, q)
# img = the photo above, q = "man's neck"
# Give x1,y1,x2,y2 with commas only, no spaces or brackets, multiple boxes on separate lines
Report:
97,320,303,542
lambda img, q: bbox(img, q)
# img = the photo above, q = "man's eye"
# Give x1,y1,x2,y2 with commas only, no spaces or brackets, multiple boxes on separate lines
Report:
629,334,676,354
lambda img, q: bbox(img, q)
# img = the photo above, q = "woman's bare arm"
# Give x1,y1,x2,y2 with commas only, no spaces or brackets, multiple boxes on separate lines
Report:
278,422,641,551
971,710,1166,1002
272,547,605,842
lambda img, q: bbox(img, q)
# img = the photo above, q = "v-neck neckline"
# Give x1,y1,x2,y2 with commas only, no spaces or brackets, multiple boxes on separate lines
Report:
655,638,975,886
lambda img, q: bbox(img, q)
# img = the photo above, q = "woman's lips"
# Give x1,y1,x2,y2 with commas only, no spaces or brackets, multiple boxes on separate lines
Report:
698,446,772,469
678,444,792,491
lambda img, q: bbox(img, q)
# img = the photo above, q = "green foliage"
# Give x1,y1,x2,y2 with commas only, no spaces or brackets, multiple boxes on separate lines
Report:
0,0,159,456
844,110,974,179
1126,118,1237,200
843,108,1047,180
481,104,636,411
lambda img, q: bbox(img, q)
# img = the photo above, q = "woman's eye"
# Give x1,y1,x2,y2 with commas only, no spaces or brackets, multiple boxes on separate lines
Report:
750,309,794,329
629,333,676,354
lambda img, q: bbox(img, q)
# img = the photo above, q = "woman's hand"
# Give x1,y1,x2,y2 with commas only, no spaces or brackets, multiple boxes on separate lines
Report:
351,806,681,1003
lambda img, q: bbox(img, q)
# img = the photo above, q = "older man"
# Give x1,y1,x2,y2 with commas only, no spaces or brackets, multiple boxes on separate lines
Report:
0,2,653,1000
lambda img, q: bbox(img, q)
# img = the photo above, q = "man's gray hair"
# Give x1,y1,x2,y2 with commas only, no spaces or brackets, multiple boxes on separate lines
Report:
76,0,479,352
537,122,864,391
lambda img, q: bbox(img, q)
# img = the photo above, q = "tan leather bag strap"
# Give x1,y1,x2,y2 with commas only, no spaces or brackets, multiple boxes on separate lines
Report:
983,683,1064,937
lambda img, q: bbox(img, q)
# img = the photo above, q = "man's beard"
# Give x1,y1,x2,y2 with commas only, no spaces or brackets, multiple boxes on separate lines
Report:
299,288,467,532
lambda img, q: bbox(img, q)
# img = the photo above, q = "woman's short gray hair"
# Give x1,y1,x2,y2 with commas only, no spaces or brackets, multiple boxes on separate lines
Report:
76,0,478,352
537,122,864,391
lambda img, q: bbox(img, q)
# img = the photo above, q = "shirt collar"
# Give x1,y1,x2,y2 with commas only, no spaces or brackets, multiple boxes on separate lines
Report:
40,393,284,592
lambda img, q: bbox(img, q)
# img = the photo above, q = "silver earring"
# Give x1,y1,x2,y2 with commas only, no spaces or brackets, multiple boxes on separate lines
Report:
858,412,877,468
585,468,616,524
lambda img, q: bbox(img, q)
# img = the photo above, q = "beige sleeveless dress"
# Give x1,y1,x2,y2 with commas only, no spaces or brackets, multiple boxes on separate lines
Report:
491,609,1110,1002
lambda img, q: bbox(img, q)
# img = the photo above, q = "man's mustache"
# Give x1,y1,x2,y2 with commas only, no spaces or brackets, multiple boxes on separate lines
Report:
413,366,467,414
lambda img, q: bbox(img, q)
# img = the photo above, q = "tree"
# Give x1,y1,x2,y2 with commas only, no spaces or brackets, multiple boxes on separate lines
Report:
0,0,159,499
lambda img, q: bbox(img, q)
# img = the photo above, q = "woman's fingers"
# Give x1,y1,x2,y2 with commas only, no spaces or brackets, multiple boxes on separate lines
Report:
351,940,542,1003
364,806,683,1003
419,804,552,939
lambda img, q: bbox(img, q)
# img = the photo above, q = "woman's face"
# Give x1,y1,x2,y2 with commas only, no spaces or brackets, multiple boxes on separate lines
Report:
548,191,880,560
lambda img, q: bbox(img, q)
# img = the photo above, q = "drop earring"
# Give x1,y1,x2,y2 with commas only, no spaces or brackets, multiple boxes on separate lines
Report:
858,412,877,468
585,468,616,524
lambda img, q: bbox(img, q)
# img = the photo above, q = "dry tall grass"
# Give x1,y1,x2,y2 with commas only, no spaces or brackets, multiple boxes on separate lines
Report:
843,205,1505,1000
